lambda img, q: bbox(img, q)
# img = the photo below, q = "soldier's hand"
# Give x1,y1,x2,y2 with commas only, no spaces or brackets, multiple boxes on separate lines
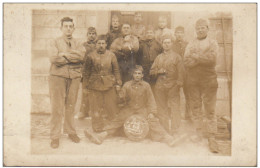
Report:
148,113,155,119
158,69,166,74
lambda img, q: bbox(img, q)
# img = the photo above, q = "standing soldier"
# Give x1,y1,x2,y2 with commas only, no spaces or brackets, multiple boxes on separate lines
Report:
131,12,146,40
150,36,184,135
155,15,174,44
83,35,122,133
172,26,191,120
184,18,219,153
47,17,85,148
106,15,121,49
78,27,97,119
110,23,139,83
84,65,187,146
137,25,163,88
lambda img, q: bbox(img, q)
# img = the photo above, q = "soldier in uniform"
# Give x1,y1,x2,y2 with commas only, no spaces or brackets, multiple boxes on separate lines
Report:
106,15,121,49
172,26,191,120
110,23,139,83
84,65,186,146
184,18,219,153
150,36,184,134
47,17,85,148
155,15,174,44
83,35,122,133
78,27,97,119
137,25,163,88
131,12,146,40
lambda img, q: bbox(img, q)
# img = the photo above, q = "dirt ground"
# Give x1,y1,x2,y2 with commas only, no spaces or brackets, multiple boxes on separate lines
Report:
31,114,231,156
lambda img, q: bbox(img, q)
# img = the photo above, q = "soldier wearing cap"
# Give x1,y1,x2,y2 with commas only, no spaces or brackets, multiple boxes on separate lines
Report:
150,35,184,134
132,12,146,40
83,34,122,132
106,15,122,49
47,17,85,148
184,18,219,153
84,65,187,146
110,23,139,83
172,26,191,120
78,27,98,119
137,25,163,87
155,15,174,44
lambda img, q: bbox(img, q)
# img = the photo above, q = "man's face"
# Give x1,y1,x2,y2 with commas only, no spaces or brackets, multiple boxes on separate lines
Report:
112,18,119,30
196,25,208,39
133,70,143,82
146,30,155,40
121,24,131,35
134,14,142,24
87,32,97,41
162,39,172,51
175,30,184,41
96,40,107,53
158,17,167,29
61,21,75,37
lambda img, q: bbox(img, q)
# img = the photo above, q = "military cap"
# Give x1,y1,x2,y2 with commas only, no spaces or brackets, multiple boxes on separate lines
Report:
175,26,184,32
96,34,107,42
87,27,97,34
195,18,209,27
133,65,144,72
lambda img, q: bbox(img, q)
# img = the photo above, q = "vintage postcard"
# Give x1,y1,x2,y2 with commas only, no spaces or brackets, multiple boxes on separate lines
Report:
3,3,256,166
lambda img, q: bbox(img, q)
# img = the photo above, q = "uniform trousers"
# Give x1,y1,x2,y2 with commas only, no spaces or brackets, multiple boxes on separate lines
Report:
49,75,80,140
188,81,218,135
154,84,181,133
102,108,173,143
88,88,120,132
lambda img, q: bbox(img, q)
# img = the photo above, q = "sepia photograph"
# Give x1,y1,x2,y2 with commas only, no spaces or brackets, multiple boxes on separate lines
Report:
3,3,256,166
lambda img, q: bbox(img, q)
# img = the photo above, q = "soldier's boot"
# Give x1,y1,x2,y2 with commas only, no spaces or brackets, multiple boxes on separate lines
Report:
208,137,219,153
84,128,108,145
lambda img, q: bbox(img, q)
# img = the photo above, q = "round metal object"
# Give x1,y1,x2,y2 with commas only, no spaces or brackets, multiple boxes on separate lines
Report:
124,114,149,141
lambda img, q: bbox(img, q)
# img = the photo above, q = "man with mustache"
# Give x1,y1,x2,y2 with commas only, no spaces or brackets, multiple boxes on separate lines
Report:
106,15,121,49
83,35,122,133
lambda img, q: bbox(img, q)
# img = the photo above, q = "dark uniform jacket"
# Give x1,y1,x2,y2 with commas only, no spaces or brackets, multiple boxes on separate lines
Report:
137,39,163,83
83,50,122,91
48,36,85,79
172,39,188,58
106,28,121,49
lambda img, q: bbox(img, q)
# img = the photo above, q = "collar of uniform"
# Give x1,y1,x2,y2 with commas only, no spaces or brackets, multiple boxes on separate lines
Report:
87,40,96,44
97,49,107,55
63,35,73,43
111,28,120,33
163,50,173,55
131,80,143,87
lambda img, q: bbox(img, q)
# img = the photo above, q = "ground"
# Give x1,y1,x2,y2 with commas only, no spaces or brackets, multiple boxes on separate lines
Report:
31,114,231,156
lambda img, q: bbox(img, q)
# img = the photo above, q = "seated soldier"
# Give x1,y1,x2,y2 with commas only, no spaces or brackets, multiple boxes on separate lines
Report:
84,65,187,147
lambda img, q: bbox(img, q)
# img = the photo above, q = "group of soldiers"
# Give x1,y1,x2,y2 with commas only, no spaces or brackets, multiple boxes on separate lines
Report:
48,12,219,153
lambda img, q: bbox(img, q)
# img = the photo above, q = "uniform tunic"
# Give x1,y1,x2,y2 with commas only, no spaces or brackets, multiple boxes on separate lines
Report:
48,36,85,140
106,28,121,49
137,39,163,84
80,40,96,117
110,35,139,83
102,80,174,143
131,24,146,40
150,50,184,133
172,39,191,119
184,36,218,135
83,50,122,132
